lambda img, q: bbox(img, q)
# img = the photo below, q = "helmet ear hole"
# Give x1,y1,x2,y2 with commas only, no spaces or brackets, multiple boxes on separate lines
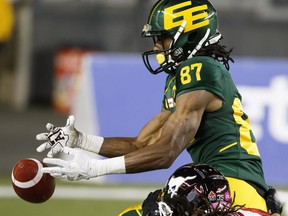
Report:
188,32,197,43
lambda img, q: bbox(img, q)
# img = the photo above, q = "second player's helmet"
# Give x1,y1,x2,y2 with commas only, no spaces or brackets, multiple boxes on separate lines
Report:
160,163,232,216
142,0,221,75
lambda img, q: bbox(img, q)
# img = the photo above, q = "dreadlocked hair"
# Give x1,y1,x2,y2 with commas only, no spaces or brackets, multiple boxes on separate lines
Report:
195,43,234,71
192,203,245,216
192,192,245,216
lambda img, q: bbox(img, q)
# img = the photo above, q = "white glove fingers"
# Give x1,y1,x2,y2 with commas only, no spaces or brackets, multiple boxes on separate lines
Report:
50,172,67,179
66,115,75,126
41,166,62,175
46,123,56,131
66,115,75,128
47,149,54,158
36,133,48,141
36,142,50,153
43,157,70,167
42,167,78,181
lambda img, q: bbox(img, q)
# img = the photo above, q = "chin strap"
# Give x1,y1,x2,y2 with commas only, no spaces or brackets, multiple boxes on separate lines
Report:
187,29,222,60
188,28,211,59
205,30,222,46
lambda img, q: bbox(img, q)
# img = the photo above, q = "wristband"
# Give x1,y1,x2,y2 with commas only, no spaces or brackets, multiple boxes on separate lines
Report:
89,156,126,177
78,132,104,153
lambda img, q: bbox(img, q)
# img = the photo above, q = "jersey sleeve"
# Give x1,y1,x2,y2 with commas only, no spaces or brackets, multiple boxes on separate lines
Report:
162,74,176,111
175,57,227,101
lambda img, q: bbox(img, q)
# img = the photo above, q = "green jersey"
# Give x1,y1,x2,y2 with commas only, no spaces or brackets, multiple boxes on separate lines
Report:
162,56,268,191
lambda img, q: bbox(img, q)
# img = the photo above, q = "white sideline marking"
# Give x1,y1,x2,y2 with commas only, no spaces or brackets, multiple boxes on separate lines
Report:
54,186,153,200
0,185,153,200
1,186,288,214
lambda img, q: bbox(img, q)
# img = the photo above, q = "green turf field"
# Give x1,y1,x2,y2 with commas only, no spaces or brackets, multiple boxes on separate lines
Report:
1,198,138,216
2,175,154,216
3,175,288,216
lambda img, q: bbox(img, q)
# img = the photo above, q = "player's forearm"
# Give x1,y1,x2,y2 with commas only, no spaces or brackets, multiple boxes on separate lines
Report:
96,109,170,157
88,119,198,176
124,141,175,173
99,137,138,157
123,114,199,173
78,133,138,157
88,138,175,177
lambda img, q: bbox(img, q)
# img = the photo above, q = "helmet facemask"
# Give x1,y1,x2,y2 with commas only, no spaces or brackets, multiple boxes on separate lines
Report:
162,190,202,216
142,21,187,75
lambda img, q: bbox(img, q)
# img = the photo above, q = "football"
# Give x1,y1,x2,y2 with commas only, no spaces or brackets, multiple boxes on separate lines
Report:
11,158,55,203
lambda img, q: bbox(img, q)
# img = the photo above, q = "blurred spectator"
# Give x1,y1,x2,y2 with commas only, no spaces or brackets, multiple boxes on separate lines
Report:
0,0,14,50
0,0,15,104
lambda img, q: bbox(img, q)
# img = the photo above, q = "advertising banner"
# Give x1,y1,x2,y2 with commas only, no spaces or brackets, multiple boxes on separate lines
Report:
74,54,288,186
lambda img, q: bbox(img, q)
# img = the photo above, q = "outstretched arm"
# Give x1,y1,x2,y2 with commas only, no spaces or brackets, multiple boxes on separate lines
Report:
36,108,171,157
124,89,212,173
41,90,221,180
90,90,210,172
99,108,171,157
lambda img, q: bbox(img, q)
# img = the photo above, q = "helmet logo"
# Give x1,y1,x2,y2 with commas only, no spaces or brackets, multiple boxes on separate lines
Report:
208,191,216,202
164,1,209,33
167,175,197,198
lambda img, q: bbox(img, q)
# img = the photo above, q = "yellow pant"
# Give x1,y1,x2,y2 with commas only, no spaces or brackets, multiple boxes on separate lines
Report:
226,177,267,212
118,178,268,215
118,203,142,216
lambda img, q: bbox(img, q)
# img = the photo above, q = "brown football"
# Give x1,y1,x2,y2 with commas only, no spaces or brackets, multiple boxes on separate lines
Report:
11,158,55,203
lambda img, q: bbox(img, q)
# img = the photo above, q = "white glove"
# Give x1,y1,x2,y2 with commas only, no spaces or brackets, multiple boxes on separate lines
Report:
42,147,97,181
36,115,80,157
36,115,104,157
42,147,126,181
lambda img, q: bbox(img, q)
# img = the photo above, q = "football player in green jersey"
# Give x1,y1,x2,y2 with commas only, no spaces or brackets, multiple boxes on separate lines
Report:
36,0,280,215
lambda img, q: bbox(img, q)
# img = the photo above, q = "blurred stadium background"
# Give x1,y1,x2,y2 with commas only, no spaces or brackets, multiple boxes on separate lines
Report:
0,0,288,215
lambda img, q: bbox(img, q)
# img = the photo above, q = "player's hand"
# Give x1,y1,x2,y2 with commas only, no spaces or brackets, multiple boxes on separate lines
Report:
42,147,96,181
36,115,80,157
266,186,283,215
